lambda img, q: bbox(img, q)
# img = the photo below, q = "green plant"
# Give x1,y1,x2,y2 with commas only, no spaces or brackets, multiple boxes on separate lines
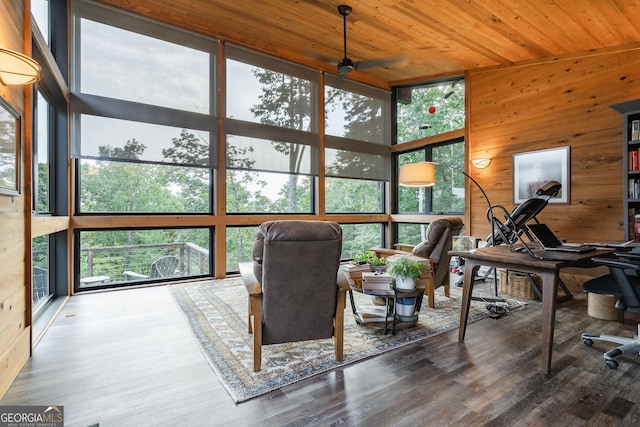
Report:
351,250,387,266
388,256,423,280
367,252,387,266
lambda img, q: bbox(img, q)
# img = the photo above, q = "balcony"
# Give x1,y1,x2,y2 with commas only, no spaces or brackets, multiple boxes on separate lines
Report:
79,241,210,289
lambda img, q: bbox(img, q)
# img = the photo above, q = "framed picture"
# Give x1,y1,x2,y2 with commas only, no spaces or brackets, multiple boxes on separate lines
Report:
0,97,20,196
513,146,569,204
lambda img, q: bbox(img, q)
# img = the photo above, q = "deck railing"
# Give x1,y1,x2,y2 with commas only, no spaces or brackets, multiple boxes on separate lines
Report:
79,242,210,287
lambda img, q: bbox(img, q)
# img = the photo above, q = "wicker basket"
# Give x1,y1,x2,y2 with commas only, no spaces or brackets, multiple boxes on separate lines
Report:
498,269,541,300
587,292,618,321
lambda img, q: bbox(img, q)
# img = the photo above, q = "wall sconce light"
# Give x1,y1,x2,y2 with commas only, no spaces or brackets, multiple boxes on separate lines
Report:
0,47,41,85
471,158,492,169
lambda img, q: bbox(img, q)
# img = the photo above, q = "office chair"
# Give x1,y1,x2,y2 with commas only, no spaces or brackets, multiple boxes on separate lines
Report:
581,253,640,369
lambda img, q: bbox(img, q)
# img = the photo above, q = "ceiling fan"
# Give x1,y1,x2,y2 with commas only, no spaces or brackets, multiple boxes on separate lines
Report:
334,4,407,75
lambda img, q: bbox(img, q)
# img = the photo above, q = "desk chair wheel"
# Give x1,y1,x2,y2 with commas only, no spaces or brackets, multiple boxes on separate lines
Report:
605,359,619,370
582,333,624,369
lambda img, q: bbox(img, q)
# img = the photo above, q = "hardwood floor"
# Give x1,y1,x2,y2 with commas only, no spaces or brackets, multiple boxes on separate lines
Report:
1,281,639,426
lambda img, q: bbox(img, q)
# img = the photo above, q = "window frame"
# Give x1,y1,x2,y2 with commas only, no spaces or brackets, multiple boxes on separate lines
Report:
71,0,218,216
393,137,465,215
32,88,54,214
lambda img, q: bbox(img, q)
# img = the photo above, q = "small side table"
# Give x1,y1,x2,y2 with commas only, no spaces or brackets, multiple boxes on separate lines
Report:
340,267,424,334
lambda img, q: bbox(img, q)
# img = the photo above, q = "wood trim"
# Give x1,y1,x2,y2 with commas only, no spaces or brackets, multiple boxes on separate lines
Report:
32,216,70,238
0,328,30,398
390,214,464,224
390,128,464,153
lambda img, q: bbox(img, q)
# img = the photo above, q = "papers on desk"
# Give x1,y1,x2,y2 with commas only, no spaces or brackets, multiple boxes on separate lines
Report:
605,240,637,247
577,240,639,248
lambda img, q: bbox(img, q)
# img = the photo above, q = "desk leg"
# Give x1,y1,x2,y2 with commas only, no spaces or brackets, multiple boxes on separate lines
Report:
458,261,481,342
539,269,559,375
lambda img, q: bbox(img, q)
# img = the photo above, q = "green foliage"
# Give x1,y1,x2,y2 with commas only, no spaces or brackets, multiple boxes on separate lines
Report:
388,257,424,280
352,250,387,266
36,162,49,212
340,223,383,260
325,178,383,213
397,81,465,143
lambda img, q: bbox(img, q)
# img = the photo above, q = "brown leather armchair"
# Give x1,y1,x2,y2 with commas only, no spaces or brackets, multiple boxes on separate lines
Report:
372,217,464,308
239,220,348,372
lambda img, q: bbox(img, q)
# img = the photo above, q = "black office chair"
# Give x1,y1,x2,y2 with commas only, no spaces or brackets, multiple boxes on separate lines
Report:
581,253,640,369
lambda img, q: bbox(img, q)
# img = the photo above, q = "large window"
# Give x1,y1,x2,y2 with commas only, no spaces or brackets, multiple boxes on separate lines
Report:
33,90,52,213
76,228,210,290
31,0,50,45
32,236,51,310
324,77,390,214
72,0,216,215
70,1,393,282
31,0,69,325
397,141,465,214
225,46,318,214
394,78,465,216
396,78,465,144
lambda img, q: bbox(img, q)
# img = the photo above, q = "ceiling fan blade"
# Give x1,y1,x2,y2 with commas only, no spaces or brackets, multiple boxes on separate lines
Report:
354,56,409,70
307,51,339,66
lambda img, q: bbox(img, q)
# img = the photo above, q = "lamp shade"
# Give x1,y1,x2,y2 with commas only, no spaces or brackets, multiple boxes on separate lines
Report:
0,48,41,85
399,162,436,187
471,158,492,169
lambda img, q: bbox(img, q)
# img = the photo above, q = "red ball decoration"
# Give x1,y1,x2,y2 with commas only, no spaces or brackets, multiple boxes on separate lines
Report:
428,106,436,114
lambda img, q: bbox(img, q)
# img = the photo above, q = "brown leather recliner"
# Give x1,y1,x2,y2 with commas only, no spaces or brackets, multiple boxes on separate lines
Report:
239,220,348,372
372,216,464,308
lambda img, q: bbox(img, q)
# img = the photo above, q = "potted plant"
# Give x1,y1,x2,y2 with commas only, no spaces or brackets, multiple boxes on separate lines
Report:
365,252,388,273
351,251,388,273
352,251,370,265
388,256,424,291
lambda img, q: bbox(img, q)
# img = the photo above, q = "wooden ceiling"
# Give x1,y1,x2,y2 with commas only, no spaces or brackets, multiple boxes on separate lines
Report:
97,0,640,88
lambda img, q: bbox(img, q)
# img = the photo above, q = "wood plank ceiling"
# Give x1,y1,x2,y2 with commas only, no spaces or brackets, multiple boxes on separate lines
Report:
97,0,640,88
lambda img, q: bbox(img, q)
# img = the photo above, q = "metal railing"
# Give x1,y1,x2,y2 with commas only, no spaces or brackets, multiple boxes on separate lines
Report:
79,242,210,287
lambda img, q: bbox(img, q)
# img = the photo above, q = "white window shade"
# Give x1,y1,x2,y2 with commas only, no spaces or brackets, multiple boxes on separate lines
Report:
226,134,316,175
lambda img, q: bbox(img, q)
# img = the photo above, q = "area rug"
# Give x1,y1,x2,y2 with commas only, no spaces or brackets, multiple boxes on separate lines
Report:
168,277,524,402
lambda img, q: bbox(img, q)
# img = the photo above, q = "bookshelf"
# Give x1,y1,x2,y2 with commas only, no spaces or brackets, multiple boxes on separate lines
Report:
611,98,640,241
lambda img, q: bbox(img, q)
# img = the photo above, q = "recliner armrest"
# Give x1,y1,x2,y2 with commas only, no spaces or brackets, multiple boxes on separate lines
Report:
369,247,409,258
394,243,416,252
239,262,262,296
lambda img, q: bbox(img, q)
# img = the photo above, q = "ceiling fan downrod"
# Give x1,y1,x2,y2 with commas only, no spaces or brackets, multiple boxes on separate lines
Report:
337,5,354,74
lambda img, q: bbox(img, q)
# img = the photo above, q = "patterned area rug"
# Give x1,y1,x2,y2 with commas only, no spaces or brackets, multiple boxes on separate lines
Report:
169,277,522,402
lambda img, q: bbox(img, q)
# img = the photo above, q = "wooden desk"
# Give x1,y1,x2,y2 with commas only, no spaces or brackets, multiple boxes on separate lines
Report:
451,245,613,375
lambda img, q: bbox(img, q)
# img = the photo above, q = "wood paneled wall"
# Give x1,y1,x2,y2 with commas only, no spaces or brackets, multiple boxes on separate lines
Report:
0,0,30,399
466,47,640,288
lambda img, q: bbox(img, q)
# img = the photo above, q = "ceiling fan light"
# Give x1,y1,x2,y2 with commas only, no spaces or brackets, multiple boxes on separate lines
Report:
338,57,354,74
